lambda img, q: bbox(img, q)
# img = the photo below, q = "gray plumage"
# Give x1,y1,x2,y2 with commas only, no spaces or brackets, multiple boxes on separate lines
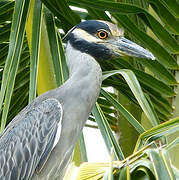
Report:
0,99,62,179
0,20,155,180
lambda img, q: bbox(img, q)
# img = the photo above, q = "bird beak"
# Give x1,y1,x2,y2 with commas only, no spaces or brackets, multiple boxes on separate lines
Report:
110,37,155,60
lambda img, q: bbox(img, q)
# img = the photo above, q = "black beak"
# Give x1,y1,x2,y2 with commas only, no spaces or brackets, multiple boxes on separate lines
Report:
111,37,155,60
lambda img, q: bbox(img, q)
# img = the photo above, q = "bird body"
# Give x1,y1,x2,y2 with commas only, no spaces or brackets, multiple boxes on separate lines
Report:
0,20,154,180
0,41,102,180
31,42,102,179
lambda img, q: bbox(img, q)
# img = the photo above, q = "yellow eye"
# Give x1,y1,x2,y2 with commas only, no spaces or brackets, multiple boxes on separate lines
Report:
97,30,108,39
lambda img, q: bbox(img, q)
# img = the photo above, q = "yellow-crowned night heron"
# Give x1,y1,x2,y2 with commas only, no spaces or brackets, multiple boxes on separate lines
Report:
0,20,155,180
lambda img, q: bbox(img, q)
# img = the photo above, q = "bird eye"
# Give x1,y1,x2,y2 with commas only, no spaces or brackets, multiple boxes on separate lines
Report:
97,30,108,39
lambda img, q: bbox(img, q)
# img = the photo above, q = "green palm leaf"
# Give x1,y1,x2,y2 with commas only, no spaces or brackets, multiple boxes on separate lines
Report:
0,0,179,179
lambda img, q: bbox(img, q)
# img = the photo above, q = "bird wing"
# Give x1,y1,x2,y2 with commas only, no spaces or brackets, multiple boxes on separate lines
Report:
0,98,63,180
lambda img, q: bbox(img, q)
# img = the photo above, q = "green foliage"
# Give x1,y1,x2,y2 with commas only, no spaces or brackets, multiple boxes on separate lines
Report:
0,0,179,179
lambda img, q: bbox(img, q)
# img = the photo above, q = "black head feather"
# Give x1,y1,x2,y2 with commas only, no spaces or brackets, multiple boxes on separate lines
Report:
65,20,114,61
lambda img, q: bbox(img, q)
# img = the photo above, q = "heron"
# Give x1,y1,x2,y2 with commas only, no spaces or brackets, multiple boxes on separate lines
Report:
0,20,155,180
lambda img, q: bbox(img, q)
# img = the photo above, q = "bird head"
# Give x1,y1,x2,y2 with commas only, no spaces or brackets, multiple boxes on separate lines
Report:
65,20,155,61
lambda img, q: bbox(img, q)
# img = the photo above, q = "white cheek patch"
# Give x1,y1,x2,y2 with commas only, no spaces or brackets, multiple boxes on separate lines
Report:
72,28,103,43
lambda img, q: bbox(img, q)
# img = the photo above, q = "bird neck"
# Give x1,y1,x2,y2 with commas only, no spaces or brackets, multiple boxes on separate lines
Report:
66,42,100,76
65,42,102,106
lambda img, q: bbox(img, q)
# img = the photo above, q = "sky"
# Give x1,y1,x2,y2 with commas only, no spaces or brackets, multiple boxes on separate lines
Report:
83,121,110,162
